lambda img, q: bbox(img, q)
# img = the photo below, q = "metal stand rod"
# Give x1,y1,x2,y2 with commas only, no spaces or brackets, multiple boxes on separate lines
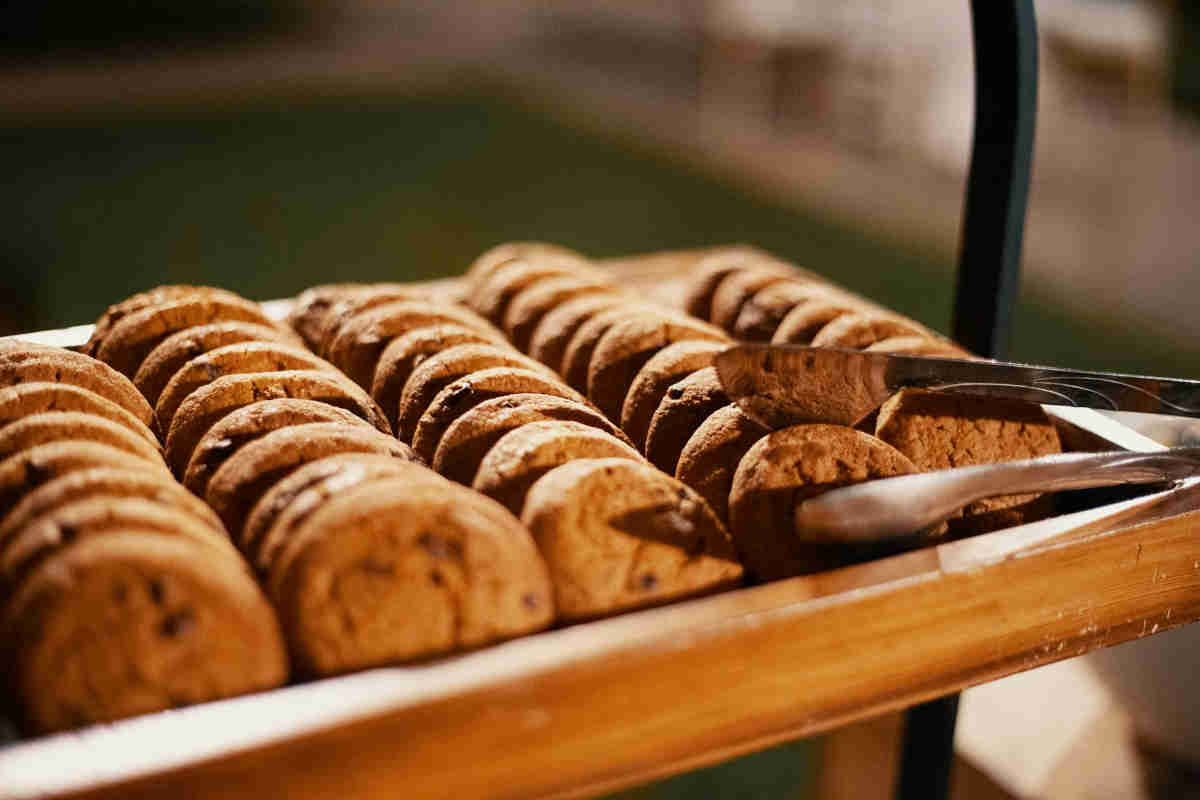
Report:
896,1,1038,799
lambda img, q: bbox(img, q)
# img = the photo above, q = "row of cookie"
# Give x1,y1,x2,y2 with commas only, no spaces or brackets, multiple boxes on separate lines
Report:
0,340,288,734
681,247,968,355
286,267,744,620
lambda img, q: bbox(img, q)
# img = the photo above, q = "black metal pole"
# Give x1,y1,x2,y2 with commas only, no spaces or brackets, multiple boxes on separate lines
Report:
895,2,1038,799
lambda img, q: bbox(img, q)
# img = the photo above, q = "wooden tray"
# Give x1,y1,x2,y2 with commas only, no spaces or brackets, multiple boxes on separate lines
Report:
3,259,1200,799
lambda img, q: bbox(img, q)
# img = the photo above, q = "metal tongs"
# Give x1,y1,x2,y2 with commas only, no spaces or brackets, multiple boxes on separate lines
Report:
793,447,1200,542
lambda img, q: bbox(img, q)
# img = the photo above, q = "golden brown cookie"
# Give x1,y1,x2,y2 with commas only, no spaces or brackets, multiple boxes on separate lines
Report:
472,421,644,515
469,258,592,325
809,311,931,349
560,305,664,394
728,424,918,580
324,300,504,389
679,246,766,321
306,286,443,358
163,370,391,475
410,366,586,463
242,453,414,568
395,343,559,444
369,324,507,430
732,281,835,341
465,241,588,289
620,340,728,451
288,283,430,352
527,294,628,374
0,412,163,466
203,421,417,542
0,466,226,545
94,295,283,379
643,367,729,474
587,312,729,422
134,321,302,406
521,457,742,620
0,382,159,450
1,497,236,599
709,267,797,333
674,405,769,525
268,470,554,676
770,299,864,345
2,531,287,734
0,348,155,427
502,275,617,352
874,389,1062,534
433,393,631,486
153,341,335,437
0,442,170,512
182,398,372,497
865,336,973,358
84,285,244,357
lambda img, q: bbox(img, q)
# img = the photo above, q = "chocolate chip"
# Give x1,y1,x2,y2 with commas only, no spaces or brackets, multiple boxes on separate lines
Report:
667,387,684,400
443,383,475,408
429,571,445,586
158,609,196,638
639,573,658,590
55,523,78,545
148,578,166,606
521,592,540,610
358,557,395,576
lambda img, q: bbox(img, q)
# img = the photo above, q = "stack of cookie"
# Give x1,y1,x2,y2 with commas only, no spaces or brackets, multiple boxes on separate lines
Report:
289,245,744,622
86,285,554,679
0,340,287,734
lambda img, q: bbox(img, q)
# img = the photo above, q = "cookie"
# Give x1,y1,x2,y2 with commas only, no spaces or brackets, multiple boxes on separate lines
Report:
0,442,170,512
809,311,931,349
469,258,592,324
643,367,730,474
395,344,559,444
0,412,163,466
243,454,414,568
709,267,797,333
134,321,302,406
83,285,244,357
674,405,769,525
288,283,430,352
473,421,644,515
527,294,628,374
502,275,617,352
410,366,586,463
94,295,283,378
619,340,728,451
0,466,226,545
306,287,443,358
1,497,236,598
369,324,506,430
163,371,391,475
433,394,631,486
268,470,554,676
466,241,588,289
0,383,159,450
182,398,372,497
560,305,663,394
153,341,335,436
874,389,1062,534
728,424,918,580
0,349,155,427
2,531,287,734
521,458,742,620
587,312,729,421
770,299,864,345
324,300,504,389
680,247,766,321
732,281,835,341
203,421,417,542
865,336,973,358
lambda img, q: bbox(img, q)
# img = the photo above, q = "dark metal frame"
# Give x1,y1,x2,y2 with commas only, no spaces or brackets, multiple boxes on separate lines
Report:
895,1,1039,797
